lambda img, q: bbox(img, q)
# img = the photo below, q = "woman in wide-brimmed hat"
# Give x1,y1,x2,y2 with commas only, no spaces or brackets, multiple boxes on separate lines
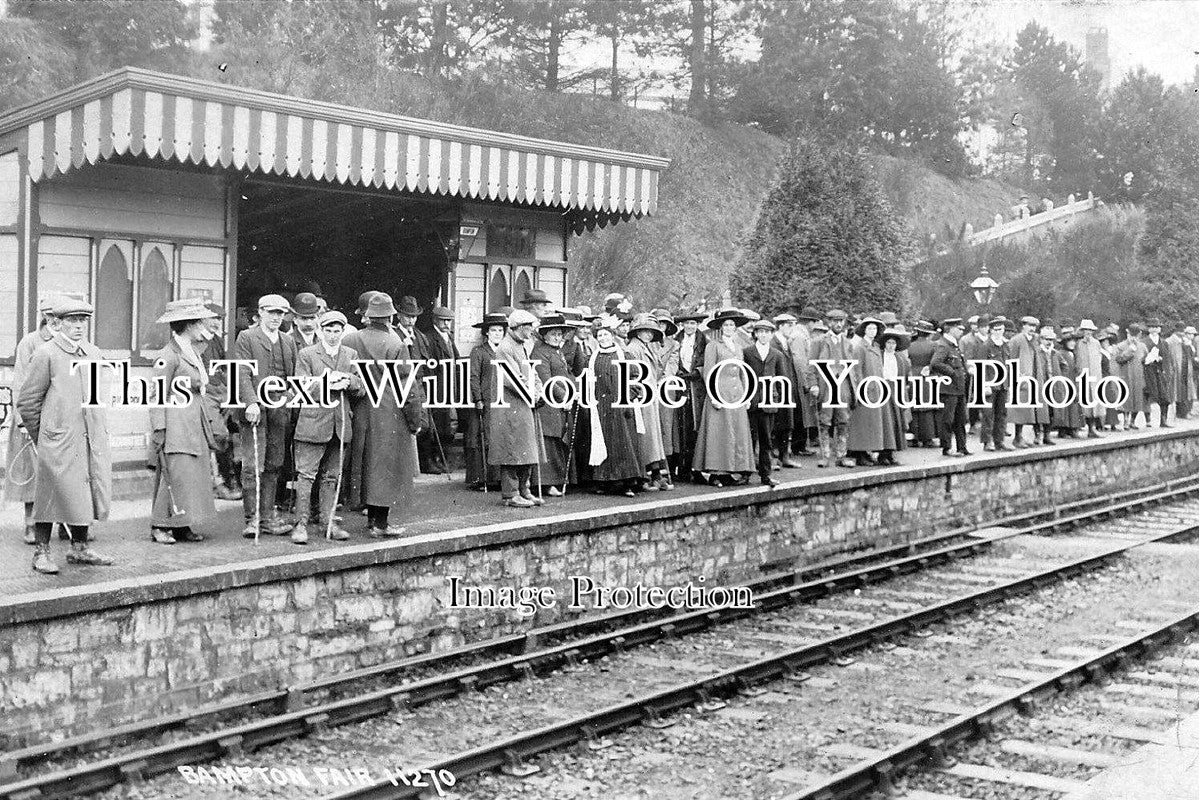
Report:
846,318,891,465
465,312,507,490
692,309,755,486
876,327,911,465
588,316,645,496
625,314,672,491
148,298,221,545
651,309,681,473
531,315,577,495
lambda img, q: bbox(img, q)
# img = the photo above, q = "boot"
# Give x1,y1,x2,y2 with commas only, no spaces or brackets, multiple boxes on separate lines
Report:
66,542,113,566
816,429,831,468
290,520,309,545
32,545,58,574
23,524,36,545
833,427,853,467
777,450,801,468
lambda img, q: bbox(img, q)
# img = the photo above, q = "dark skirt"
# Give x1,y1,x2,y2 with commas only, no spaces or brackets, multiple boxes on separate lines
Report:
593,405,643,483
464,409,499,486
152,452,216,528
910,409,937,442
539,436,573,486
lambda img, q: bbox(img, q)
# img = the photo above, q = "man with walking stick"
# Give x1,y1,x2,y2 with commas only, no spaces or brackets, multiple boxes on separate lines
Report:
292,310,363,543
488,310,544,508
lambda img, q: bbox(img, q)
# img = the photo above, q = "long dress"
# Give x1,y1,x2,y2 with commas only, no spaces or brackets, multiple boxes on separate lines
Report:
656,338,680,458
625,337,666,469
847,340,887,452
1113,337,1147,416
532,339,574,486
149,338,218,529
880,350,908,451
589,345,643,484
1054,347,1084,431
692,337,754,475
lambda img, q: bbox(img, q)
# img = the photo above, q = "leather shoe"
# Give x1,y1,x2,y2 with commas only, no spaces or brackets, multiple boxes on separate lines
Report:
983,443,995,452
66,544,113,566
177,528,205,542
520,492,545,506
504,496,535,508
945,451,964,458
260,516,295,536
291,522,309,545
214,484,243,501
23,525,36,545
779,456,801,468
325,525,351,541
32,546,58,574
998,443,1016,451
547,485,564,497
761,474,779,487
956,449,972,456
151,528,177,544
836,457,857,468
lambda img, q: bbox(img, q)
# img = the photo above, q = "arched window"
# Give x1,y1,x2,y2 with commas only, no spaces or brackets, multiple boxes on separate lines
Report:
512,269,532,308
96,241,133,351
137,244,173,352
487,267,509,312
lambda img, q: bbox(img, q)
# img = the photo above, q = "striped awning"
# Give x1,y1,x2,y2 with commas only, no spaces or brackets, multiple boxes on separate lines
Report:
1,68,669,229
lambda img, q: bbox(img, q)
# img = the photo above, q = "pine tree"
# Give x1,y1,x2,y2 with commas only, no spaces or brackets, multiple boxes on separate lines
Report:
731,138,912,316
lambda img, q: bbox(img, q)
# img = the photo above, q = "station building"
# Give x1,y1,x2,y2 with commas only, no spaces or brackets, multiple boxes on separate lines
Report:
0,68,667,479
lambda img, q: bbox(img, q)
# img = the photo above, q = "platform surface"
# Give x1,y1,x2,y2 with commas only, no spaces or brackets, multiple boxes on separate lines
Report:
1,418,1195,606
1062,704,1199,800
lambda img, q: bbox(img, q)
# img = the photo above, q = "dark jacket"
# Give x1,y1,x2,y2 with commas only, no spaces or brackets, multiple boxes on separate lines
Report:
742,342,786,414
232,325,298,418
930,336,969,397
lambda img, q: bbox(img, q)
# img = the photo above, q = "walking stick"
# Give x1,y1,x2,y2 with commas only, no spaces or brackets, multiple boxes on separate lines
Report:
560,401,580,496
533,411,544,502
478,407,489,494
327,400,347,541
251,416,262,545
429,417,453,482
156,442,184,518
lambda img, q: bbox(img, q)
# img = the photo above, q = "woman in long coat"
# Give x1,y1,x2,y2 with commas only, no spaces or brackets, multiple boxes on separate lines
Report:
148,299,220,544
1054,333,1085,436
531,316,575,496
16,297,113,574
466,313,505,490
1112,324,1147,428
692,310,755,486
653,310,680,476
877,328,911,465
7,297,58,545
588,319,644,496
342,293,426,535
1032,328,1060,444
626,313,672,490
847,318,888,464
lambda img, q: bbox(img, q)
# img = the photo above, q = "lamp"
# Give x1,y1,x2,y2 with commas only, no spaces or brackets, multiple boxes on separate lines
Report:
971,265,999,307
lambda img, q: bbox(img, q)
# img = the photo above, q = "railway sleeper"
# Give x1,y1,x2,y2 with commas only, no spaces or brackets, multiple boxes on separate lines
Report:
498,748,540,778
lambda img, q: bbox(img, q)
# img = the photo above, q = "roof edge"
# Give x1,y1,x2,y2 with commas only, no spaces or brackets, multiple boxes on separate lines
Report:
0,67,672,171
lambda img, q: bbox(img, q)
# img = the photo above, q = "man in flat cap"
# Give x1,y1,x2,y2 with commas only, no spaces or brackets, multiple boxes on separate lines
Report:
810,309,855,468
423,306,460,475
488,309,545,506
789,307,823,457
7,295,61,544
1008,315,1040,447
17,297,114,573
233,293,298,537
768,313,801,469
199,301,241,501
291,310,364,543
930,317,970,457
978,316,1013,451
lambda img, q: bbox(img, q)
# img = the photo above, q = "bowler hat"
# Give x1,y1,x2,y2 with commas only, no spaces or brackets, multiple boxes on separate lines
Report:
319,310,348,328
396,295,423,317
432,306,455,321
472,312,508,331
522,288,550,305
878,327,910,350
257,293,290,313
157,298,218,325
51,296,94,318
796,306,822,322
629,313,665,342
365,293,398,319
707,308,749,330
292,292,321,316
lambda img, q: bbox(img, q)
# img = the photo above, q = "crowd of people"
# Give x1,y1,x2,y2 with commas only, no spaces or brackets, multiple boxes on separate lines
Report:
5,287,1197,576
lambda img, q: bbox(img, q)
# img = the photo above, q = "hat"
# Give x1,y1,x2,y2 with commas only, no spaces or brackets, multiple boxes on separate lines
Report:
796,306,822,322
651,308,679,337
357,291,380,316
812,320,830,333
878,311,900,326
521,288,550,305
966,314,980,325
365,293,398,319
825,308,847,321
595,313,622,331
1096,330,1112,342
1175,321,1188,333
432,306,455,321
258,293,290,313
156,298,217,325
1058,319,1076,330
773,312,798,324
292,292,321,316
537,313,573,335
51,296,94,318
1020,316,1040,327
988,316,1008,329
603,293,630,313
575,305,597,321
498,306,515,317
1078,319,1098,331
204,301,225,316
319,310,348,328
629,313,665,342
749,319,777,333
1127,322,1144,334
37,295,59,314
878,327,910,350
740,309,762,322
507,309,538,328
560,308,590,328
940,317,965,330
473,312,509,331
396,295,423,317
1187,326,1198,336
855,316,885,337
707,308,750,330
674,307,708,323
913,319,937,335
1146,318,1163,328
1039,326,1058,340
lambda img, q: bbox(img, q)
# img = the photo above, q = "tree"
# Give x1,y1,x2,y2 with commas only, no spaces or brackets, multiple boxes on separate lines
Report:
1137,198,1199,322
375,0,511,81
500,0,591,91
1095,68,1173,203
580,0,662,102
8,0,196,80
731,137,912,316
0,17,76,111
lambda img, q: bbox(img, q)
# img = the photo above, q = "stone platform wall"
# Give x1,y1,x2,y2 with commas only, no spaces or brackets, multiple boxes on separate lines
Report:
4,429,1199,746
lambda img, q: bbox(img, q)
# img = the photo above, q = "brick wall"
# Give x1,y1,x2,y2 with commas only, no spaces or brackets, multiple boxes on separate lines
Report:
3,430,1198,746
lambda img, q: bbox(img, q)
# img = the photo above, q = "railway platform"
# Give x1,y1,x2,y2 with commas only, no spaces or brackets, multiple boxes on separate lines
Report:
5,418,1199,749
1062,706,1199,800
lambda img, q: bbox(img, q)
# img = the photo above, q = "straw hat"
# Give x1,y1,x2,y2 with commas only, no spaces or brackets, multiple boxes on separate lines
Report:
157,298,218,325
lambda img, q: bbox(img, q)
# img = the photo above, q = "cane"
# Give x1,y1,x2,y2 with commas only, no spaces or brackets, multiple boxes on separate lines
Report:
429,418,453,482
327,400,347,541
560,401,580,496
478,407,489,494
250,416,262,545
533,411,544,502
156,441,184,518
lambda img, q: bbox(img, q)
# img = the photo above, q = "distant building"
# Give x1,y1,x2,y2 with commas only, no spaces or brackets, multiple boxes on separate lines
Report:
1086,27,1111,91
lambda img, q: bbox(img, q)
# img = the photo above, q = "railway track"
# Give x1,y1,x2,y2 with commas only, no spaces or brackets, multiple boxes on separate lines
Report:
5,478,1199,799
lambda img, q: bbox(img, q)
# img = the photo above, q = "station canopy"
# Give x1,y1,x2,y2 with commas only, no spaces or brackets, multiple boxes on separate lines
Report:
0,68,669,231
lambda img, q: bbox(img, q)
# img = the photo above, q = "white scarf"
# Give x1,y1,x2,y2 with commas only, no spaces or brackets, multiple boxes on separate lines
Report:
173,332,208,391
587,340,645,466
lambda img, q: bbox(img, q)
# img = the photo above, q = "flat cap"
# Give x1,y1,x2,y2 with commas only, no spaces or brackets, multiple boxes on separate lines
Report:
51,296,94,317
432,306,455,321
258,293,291,312
319,310,348,327
507,309,538,327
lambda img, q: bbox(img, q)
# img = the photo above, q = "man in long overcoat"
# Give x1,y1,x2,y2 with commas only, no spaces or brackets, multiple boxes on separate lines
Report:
1075,320,1106,437
811,309,855,468
233,294,298,537
769,313,801,469
8,295,59,544
343,294,426,536
488,310,544,507
906,319,938,448
1113,323,1147,428
788,307,821,457
744,319,784,487
673,308,708,481
930,317,970,457
17,297,113,574
1144,319,1175,426
1167,322,1194,419
978,317,1012,451
292,310,364,543
424,306,460,474
1007,316,1040,447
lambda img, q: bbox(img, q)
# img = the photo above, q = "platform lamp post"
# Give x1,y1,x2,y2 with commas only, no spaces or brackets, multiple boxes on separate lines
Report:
971,264,1000,309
